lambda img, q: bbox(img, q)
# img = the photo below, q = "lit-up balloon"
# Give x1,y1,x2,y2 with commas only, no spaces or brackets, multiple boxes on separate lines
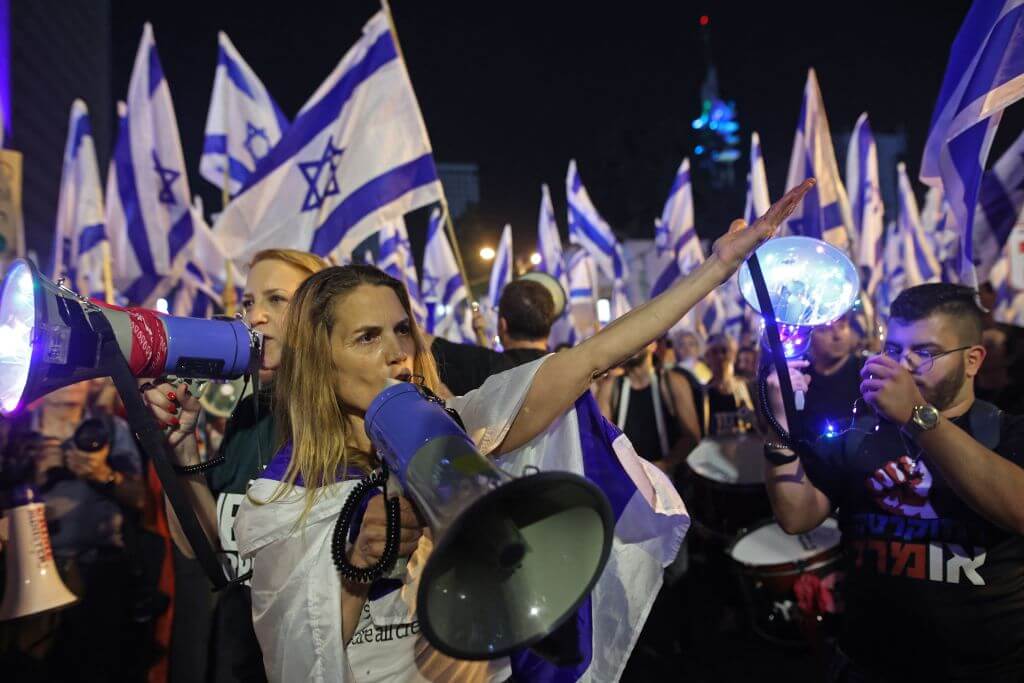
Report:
738,236,859,327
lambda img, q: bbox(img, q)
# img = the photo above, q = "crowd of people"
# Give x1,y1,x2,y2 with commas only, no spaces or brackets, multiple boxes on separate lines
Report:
2,179,1024,682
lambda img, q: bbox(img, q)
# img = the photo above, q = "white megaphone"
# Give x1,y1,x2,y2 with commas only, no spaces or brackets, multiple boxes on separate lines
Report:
341,381,614,661
0,486,78,620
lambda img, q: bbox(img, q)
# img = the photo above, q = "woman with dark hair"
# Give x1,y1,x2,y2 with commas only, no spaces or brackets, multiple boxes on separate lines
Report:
235,182,813,681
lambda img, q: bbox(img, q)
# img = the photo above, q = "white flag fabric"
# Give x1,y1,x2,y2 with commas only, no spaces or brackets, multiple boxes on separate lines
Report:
920,186,961,283
488,224,513,310
377,216,426,327
783,69,855,251
107,24,195,305
846,113,885,294
897,163,941,287
167,203,232,318
537,183,575,347
877,220,906,318
920,0,1024,285
200,31,289,197
53,99,107,299
214,12,442,265
650,158,703,298
567,160,626,282
744,132,771,225
421,207,474,343
989,239,1024,325
566,247,599,340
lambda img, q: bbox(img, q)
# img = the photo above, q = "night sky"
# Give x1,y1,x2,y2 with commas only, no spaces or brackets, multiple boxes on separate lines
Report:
109,1,1019,281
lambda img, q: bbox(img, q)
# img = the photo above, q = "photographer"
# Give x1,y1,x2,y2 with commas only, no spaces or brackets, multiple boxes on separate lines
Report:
4,380,146,681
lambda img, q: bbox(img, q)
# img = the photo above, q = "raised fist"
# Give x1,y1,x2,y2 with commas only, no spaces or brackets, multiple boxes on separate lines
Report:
866,456,936,519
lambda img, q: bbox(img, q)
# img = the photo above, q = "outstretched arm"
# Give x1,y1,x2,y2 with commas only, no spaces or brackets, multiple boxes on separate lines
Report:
496,180,814,454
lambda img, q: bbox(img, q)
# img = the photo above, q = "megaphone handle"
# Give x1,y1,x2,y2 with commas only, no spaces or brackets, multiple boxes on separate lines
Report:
795,390,805,411
331,466,401,584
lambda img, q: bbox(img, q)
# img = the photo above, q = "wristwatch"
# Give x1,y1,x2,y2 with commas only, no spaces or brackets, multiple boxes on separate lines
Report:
902,404,940,438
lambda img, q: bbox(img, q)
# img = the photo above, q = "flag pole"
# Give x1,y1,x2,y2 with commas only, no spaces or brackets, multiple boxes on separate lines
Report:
221,165,237,316
100,240,114,304
380,0,488,346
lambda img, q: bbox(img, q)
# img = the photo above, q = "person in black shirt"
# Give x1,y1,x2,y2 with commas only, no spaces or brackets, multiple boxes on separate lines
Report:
429,278,554,395
763,283,1024,682
801,313,866,438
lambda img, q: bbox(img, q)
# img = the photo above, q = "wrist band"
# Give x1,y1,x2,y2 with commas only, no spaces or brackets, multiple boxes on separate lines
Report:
173,453,225,474
763,443,799,466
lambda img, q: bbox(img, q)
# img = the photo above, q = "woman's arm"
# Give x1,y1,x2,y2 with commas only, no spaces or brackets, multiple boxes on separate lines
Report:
496,180,814,455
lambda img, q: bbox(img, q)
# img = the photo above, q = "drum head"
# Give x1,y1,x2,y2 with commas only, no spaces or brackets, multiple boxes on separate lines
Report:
728,518,840,567
686,436,765,485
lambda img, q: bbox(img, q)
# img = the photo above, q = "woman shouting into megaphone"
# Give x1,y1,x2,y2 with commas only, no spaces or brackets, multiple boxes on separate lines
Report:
235,180,814,682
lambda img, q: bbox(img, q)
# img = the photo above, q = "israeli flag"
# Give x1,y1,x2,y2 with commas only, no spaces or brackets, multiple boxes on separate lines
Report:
201,31,289,197
744,132,771,225
897,163,941,287
567,247,599,340
846,113,886,294
650,158,703,299
214,12,443,266
488,224,513,311
920,187,961,283
538,184,575,347
877,220,906,318
421,208,474,343
989,241,1024,324
783,69,855,251
106,24,194,306
567,160,626,282
166,200,243,318
920,0,1024,285
377,216,426,327
973,129,1024,277
610,278,632,321
53,99,107,299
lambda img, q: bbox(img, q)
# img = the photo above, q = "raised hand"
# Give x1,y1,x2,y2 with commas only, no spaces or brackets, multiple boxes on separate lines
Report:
711,178,815,273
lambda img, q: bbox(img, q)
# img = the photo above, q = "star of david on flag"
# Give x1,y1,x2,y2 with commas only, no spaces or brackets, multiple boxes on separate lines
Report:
214,12,442,266
153,150,181,205
201,31,289,196
298,136,344,211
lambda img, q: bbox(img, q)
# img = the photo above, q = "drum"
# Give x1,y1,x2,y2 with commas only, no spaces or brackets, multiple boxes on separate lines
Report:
727,518,844,646
682,435,771,543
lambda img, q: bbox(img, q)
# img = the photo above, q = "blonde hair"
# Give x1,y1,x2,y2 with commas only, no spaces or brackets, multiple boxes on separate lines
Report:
248,248,329,279
265,265,440,522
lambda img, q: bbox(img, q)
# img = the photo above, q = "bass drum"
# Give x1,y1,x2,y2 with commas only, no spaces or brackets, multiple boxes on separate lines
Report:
726,518,844,646
682,435,771,543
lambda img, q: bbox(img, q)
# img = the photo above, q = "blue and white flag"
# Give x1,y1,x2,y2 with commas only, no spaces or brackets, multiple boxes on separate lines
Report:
989,239,1024,324
920,0,1024,285
488,224,513,311
846,113,886,294
377,216,426,327
237,358,688,683
744,132,771,225
897,163,942,287
567,160,626,281
214,12,443,265
53,99,107,299
106,24,194,306
650,158,703,299
877,220,907,318
201,31,289,197
566,247,599,340
537,183,575,347
973,128,1024,277
783,68,855,251
610,278,632,321
920,186,961,283
421,207,474,343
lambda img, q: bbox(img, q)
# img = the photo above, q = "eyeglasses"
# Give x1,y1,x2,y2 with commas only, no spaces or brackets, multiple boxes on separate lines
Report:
882,344,973,374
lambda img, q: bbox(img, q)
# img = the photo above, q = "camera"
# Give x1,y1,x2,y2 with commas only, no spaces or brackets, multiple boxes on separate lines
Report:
67,418,111,454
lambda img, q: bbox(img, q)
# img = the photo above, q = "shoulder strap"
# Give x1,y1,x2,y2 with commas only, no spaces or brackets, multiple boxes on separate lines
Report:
843,413,878,459
969,400,1003,450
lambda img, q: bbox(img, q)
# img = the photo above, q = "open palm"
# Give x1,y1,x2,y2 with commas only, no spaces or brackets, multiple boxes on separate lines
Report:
711,178,815,272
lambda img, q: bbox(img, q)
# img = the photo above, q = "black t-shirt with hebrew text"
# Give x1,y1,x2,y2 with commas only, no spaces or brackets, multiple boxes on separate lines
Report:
799,403,1024,681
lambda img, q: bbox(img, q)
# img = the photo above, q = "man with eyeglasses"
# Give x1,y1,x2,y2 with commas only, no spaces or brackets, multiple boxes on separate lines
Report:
762,283,1024,682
